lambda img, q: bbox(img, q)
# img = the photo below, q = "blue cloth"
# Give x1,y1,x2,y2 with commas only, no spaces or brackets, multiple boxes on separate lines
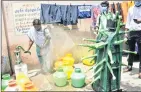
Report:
40,4,78,25
40,4,62,24
60,5,78,25
78,5,92,19
100,6,108,13
40,4,50,24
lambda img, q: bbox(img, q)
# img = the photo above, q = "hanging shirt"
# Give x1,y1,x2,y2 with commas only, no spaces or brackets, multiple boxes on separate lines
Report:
116,3,122,15
125,6,141,30
111,3,116,14
78,5,92,19
91,5,101,27
40,4,62,24
128,1,134,9
121,1,128,24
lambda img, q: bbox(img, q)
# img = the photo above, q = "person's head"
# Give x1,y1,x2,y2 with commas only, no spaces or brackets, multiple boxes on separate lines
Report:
33,19,41,31
100,0,109,13
134,0,141,7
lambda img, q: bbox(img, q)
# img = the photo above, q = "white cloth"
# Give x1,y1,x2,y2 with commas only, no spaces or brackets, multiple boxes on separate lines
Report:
125,6,141,30
27,26,53,72
27,26,51,48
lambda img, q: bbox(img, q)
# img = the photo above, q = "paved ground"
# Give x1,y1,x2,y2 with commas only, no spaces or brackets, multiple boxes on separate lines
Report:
28,56,141,91
120,57,141,91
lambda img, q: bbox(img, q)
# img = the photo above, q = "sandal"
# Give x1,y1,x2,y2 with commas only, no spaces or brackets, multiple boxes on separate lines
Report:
139,73,141,79
123,66,132,73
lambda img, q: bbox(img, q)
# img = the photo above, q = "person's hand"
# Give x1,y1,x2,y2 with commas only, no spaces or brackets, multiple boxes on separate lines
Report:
137,19,141,21
94,27,99,35
24,51,31,55
124,33,128,38
134,19,141,24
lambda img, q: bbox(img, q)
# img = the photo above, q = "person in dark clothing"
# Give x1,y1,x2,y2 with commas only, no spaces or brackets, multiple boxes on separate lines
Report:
124,0,141,79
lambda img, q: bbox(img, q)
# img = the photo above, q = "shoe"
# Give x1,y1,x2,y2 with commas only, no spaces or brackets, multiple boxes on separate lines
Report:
123,66,132,73
139,73,141,79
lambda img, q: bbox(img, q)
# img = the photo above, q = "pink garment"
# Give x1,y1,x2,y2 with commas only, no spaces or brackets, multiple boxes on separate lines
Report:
91,5,101,27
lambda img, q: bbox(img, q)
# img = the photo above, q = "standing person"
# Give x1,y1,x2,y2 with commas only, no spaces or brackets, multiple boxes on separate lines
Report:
124,1,141,79
25,19,53,74
85,1,116,91
95,0,116,34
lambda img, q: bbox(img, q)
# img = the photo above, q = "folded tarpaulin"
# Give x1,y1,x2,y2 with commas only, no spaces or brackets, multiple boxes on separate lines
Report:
78,5,92,19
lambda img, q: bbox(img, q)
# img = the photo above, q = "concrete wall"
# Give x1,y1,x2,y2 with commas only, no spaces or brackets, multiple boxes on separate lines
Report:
2,1,121,70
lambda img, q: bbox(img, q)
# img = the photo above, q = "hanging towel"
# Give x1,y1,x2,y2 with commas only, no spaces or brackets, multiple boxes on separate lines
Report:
78,5,92,19
40,4,62,24
91,5,101,27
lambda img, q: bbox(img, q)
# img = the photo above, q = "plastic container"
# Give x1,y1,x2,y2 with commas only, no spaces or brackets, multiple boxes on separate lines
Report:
16,72,31,90
63,53,75,66
5,80,21,91
54,58,64,70
14,63,28,78
1,74,11,91
53,68,67,87
71,68,86,88
82,58,95,66
24,82,38,91
62,66,74,79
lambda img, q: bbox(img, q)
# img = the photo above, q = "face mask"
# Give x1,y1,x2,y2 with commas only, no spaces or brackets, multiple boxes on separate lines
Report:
101,6,108,13
135,1,141,7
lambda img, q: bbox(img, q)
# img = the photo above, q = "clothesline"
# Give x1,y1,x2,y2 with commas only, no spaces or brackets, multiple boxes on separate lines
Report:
40,1,134,27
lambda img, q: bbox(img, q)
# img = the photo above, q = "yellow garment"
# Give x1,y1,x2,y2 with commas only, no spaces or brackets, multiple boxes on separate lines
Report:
121,1,128,24
128,1,134,9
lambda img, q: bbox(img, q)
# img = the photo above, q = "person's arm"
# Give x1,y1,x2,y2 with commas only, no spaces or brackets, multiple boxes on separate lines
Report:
25,29,34,52
95,15,100,29
125,8,131,31
95,15,101,34
125,9,131,38
27,38,34,51
41,28,51,48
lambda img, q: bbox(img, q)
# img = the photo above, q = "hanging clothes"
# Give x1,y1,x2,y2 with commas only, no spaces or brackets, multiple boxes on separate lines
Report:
116,2,122,15
40,4,78,25
121,1,128,24
78,5,92,19
60,5,78,25
91,5,101,27
111,3,116,14
128,1,134,9
40,4,62,24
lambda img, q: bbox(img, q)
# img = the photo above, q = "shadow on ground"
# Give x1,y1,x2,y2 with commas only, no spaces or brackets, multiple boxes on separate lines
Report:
121,82,141,91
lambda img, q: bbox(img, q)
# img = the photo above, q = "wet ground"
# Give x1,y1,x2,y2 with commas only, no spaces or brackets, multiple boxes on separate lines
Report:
28,56,141,91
